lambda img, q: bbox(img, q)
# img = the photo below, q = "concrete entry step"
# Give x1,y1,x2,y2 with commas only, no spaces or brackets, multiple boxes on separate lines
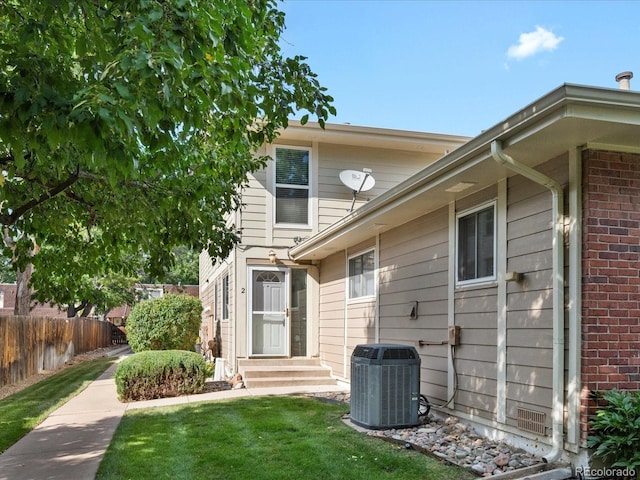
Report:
238,358,337,389
238,358,323,368
242,377,338,389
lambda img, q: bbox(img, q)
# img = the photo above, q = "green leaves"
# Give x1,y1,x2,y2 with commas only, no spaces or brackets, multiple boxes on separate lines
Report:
587,389,640,470
0,0,334,305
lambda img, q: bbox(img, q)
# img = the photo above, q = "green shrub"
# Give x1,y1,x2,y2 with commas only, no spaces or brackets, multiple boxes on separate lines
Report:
115,350,207,401
587,389,640,471
126,294,202,352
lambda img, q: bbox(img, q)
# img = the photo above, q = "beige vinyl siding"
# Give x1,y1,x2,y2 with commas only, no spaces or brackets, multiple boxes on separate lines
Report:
199,250,215,341
239,172,268,246
345,302,376,358
502,156,568,431
342,238,379,377
219,268,233,360
454,286,498,421
317,144,441,231
240,141,439,248
378,207,450,403
445,186,498,419
319,251,347,378
198,250,235,361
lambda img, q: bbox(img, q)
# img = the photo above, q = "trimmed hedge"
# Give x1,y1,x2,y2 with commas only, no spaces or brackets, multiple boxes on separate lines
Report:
126,294,202,352
115,350,207,401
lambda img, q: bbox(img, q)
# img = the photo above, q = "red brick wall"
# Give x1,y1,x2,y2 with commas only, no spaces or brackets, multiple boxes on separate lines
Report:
581,149,640,445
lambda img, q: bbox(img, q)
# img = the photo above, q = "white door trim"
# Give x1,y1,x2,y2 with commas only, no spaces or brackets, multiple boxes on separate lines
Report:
247,266,290,357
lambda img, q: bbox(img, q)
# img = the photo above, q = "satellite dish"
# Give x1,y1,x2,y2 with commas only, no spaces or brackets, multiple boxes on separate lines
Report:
339,169,375,193
339,169,375,212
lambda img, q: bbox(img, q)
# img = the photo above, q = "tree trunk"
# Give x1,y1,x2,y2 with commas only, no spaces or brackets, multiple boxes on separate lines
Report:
14,263,34,315
67,300,92,318
79,301,94,318
3,229,40,316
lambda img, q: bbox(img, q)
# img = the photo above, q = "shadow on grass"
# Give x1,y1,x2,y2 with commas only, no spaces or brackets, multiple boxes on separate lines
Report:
97,396,476,480
0,413,123,479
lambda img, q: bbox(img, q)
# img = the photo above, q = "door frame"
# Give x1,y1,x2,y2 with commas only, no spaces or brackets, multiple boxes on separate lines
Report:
247,266,290,357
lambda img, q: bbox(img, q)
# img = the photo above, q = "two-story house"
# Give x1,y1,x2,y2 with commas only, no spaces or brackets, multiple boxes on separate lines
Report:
288,81,640,467
199,122,469,381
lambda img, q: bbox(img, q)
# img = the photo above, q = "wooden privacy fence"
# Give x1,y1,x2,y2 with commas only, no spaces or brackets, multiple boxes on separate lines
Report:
0,316,114,388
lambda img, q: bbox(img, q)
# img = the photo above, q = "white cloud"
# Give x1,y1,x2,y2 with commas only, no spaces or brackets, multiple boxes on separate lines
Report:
507,26,564,60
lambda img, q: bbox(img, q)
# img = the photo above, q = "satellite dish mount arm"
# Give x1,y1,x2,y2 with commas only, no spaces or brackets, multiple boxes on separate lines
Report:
349,168,372,212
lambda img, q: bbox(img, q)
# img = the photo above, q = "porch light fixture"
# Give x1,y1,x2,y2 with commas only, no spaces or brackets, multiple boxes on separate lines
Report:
268,250,277,264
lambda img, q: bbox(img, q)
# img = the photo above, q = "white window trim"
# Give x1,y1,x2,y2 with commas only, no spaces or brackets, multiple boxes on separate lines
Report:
455,200,497,287
346,248,377,303
270,145,313,230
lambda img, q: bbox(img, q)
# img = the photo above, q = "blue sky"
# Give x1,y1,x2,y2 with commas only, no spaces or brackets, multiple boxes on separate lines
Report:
279,0,640,137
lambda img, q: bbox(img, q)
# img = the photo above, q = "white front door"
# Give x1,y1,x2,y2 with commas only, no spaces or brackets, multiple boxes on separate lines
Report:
249,268,288,356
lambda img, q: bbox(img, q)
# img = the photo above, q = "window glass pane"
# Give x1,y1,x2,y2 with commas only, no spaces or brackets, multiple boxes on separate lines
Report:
457,214,476,281
222,275,229,319
457,205,495,282
477,208,495,278
348,257,360,298
349,250,375,298
276,187,308,224
276,148,308,186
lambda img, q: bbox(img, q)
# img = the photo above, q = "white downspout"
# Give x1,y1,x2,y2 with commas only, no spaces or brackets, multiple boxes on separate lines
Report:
491,140,565,463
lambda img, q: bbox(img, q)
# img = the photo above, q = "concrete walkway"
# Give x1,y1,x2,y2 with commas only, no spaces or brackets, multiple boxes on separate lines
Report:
0,347,348,480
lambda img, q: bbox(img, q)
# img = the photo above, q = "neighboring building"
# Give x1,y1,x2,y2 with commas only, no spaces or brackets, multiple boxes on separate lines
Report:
0,283,67,318
199,121,469,365
288,81,640,466
0,283,197,322
106,284,199,325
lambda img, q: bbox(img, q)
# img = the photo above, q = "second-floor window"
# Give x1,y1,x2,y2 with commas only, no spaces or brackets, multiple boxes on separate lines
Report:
275,146,310,226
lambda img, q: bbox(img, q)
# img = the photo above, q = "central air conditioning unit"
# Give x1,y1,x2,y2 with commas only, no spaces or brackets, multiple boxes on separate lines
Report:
350,343,420,429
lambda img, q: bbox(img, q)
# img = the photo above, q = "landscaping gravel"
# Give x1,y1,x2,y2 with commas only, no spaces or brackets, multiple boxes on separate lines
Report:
308,391,544,477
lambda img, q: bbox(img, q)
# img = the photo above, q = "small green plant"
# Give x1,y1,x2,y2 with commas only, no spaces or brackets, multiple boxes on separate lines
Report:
126,294,202,352
115,350,207,401
587,389,640,471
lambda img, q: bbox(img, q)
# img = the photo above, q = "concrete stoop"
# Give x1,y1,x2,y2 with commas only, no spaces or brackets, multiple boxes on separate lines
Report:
238,358,337,389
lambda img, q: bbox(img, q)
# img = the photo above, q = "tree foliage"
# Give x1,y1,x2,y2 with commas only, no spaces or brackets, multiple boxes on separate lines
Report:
0,0,334,304
142,245,199,286
0,254,16,283
126,294,203,352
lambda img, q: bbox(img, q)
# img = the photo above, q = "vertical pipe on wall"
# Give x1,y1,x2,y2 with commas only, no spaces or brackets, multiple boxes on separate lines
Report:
567,147,582,449
344,248,349,379
491,140,565,463
496,179,508,424
447,202,456,409
375,233,380,344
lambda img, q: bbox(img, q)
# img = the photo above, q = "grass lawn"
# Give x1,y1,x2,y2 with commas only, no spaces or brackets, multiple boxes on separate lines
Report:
97,396,476,480
0,356,116,453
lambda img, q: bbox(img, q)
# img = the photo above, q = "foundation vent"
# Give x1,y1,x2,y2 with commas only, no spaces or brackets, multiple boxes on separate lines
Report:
517,407,547,436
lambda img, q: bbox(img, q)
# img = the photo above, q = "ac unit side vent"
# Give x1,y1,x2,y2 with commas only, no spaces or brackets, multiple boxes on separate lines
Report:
353,345,379,359
382,348,417,360
517,408,547,436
